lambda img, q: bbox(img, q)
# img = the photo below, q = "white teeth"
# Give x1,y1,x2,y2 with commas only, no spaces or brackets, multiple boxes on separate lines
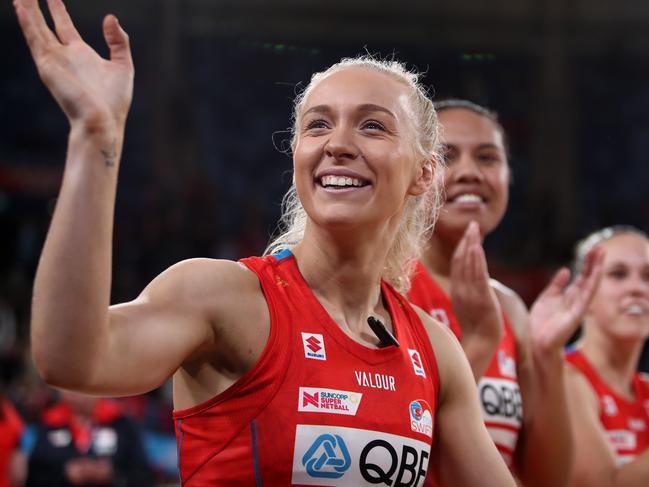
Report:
624,304,646,315
321,175,365,187
453,194,483,203
453,194,483,204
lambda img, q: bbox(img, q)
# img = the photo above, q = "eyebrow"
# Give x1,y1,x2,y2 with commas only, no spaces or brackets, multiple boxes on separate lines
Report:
303,103,397,120
442,142,504,151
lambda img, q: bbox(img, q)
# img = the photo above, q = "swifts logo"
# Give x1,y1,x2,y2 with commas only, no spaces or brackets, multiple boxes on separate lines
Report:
302,332,327,361
497,350,517,379
409,400,433,438
408,349,426,378
298,388,363,416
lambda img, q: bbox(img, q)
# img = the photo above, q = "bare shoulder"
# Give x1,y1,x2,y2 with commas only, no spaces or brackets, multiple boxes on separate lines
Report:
112,257,269,360
138,258,262,313
489,278,529,342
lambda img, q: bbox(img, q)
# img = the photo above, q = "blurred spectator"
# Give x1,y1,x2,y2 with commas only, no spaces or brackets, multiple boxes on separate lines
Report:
26,391,154,487
0,394,26,487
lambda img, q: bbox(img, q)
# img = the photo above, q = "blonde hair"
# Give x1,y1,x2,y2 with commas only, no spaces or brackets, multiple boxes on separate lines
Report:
574,225,649,275
265,55,444,292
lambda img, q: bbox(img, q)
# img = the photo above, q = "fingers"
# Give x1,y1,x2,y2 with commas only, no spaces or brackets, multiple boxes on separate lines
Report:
451,221,489,286
548,267,571,293
103,15,133,68
13,0,58,59
46,0,80,44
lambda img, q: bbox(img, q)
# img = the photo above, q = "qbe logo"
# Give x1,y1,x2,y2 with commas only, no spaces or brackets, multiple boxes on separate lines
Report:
301,332,327,361
408,349,426,378
301,434,351,479
292,424,430,486
478,377,523,427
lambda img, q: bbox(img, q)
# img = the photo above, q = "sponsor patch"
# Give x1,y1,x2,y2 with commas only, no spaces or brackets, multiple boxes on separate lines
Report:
628,418,646,432
408,349,426,378
602,395,618,416
292,425,430,486
298,388,362,416
429,308,450,328
409,400,433,438
302,332,327,361
608,430,637,451
497,350,517,379
478,377,523,427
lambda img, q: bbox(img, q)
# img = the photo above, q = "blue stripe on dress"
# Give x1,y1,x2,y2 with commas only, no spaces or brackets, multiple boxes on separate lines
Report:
251,420,263,486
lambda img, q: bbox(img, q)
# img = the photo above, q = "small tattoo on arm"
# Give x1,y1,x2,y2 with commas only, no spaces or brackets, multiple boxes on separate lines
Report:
100,139,117,167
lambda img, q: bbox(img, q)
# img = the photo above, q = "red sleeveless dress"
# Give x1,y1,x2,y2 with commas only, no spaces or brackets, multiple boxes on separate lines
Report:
409,261,522,468
566,348,649,465
174,250,440,486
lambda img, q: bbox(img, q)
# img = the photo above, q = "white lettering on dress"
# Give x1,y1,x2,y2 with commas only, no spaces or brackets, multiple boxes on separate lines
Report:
354,371,396,391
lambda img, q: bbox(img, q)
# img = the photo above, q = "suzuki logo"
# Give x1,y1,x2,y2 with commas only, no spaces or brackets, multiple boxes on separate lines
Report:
306,336,322,353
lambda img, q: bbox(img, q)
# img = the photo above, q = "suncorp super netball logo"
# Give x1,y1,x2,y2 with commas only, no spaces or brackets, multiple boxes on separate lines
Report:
409,400,433,438
298,388,362,416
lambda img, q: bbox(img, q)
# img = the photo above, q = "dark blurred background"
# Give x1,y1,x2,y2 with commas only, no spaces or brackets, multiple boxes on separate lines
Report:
1,0,649,482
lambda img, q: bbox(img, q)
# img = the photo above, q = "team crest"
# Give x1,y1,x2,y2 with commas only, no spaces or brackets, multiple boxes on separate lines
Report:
409,400,433,438
497,350,517,379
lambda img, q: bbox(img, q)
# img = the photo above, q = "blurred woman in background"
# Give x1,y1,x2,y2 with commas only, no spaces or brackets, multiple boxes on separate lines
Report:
565,226,649,486
408,99,604,486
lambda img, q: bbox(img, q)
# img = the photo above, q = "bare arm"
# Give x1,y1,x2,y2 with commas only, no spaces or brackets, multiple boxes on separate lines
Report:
566,366,649,487
417,310,515,487
15,0,239,396
508,248,604,487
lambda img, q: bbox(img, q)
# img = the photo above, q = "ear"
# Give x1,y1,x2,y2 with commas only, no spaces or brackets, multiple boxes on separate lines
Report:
408,160,434,196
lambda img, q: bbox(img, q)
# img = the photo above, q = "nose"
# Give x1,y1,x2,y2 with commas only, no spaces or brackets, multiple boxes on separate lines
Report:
324,125,359,161
449,152,484,183
628,272,649,296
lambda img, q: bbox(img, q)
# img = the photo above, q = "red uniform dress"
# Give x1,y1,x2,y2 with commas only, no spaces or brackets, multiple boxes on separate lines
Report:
0,399,24,487
174,250,440,486
408,261,522,468
565,348,649,465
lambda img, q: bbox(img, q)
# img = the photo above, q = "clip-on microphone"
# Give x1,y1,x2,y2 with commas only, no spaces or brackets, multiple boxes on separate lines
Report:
367,316,400,348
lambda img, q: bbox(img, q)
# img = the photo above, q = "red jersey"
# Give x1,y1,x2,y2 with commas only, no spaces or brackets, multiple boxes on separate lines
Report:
0,399,24,487
173,250,440,486
565,348,649,465
408,261,522,468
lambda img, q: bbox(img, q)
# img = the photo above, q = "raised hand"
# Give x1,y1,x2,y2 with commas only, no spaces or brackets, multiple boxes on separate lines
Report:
14,0,134,134
529,245,605,356
450,221,504,379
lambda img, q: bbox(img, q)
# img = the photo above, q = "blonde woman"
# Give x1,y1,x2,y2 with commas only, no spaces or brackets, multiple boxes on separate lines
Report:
15,0,514,485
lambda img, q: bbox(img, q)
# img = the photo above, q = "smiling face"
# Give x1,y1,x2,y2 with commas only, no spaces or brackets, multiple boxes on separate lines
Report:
433,107,509,242
293,66,429,233
585,233,649,342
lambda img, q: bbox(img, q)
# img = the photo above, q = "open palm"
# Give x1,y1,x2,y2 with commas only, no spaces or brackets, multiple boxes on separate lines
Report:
529,247,604,353
15,0,134,131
